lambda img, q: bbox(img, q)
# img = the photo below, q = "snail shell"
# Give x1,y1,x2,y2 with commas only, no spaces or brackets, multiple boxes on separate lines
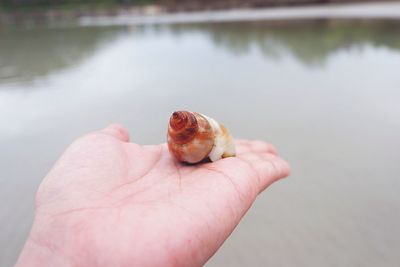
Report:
167,111,236,164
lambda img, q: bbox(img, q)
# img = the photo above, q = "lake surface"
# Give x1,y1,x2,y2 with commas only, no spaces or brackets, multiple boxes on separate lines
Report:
1,19,400,266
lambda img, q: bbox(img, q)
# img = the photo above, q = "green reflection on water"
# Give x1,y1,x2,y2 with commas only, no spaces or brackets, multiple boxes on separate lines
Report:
167,20,400,65
1,20,400,84
0,26,127,83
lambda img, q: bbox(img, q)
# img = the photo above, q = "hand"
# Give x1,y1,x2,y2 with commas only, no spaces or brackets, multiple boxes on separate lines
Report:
17,124,290,267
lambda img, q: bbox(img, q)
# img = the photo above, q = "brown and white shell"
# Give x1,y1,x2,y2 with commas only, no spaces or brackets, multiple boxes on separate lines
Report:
167,111,235,164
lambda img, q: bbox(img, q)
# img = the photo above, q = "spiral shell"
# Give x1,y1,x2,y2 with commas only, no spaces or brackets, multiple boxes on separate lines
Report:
167,111,235,164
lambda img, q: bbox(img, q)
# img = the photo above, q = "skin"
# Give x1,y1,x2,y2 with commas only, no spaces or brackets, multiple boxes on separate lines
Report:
16,124,291,267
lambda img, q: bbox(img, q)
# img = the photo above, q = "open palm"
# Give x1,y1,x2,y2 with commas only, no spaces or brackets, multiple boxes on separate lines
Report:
17,125,290,267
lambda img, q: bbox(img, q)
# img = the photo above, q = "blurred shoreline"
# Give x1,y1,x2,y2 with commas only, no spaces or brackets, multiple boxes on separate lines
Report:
80,2,400,27
1,1,400,26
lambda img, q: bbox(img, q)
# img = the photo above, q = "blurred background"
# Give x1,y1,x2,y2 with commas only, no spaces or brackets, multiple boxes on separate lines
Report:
1,0,400,266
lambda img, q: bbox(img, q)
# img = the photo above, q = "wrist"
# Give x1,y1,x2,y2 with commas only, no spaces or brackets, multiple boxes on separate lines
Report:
16,237,71,267
16,217,72,267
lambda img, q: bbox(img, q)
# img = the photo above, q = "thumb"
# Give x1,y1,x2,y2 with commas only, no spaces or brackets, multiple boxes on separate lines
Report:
100,124,130,142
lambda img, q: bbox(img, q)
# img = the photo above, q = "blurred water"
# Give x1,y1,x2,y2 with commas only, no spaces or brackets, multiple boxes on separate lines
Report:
1,20,400,266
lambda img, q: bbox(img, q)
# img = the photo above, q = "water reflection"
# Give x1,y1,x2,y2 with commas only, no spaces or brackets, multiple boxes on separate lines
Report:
0,26,127,83
2,20,400,84
166,20,400,65
1,19,400,267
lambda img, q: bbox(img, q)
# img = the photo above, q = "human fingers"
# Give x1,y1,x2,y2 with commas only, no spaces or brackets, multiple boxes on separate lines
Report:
235,139,277,155
238,152,290,193
248,140,278,155
235,139,252,146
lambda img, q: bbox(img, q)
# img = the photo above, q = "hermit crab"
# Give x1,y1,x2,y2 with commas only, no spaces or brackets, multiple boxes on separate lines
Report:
167,111,236,164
